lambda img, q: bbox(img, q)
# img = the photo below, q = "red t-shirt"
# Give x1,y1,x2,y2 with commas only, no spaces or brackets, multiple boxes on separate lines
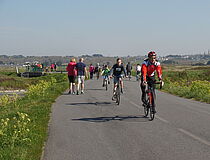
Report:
66,62,77,76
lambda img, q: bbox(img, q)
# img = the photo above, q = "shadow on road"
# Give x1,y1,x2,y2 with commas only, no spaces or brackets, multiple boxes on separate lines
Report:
86,88,105,91
66,102,113,106
72,115,148,123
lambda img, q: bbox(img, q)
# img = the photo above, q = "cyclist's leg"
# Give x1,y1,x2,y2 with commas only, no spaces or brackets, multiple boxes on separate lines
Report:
102,76,105,86
119,77,124,93
148,77,156,113
140,77,146,103
113,77,119,93
112,77,118,100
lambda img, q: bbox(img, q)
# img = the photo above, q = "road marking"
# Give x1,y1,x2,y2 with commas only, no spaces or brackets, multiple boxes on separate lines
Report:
178,128,210,146
129,100,170,124
155,115,169,123
184,105,210,116
130,101,141,109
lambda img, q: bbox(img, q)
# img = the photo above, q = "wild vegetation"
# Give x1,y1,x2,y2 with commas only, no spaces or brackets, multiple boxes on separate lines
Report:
162,65,210,103
0,72,68,160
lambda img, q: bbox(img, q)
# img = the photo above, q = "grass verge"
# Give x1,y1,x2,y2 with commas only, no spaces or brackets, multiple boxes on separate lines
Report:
162,66,210,103
0,73,68,160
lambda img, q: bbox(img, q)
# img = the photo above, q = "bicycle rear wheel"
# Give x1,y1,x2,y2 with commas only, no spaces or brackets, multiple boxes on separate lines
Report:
143,98,149,117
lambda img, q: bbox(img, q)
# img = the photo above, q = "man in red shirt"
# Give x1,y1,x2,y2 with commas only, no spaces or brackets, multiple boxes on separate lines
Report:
66,58,77,94
141,51,162,111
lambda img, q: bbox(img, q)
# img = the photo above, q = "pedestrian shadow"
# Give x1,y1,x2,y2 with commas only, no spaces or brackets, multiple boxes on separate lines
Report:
72,115,148,123
86,88,105,91
62,92,70,95
66,102,113,106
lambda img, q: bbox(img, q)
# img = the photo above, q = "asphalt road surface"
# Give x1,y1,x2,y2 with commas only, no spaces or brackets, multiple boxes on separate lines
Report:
43,77,210,160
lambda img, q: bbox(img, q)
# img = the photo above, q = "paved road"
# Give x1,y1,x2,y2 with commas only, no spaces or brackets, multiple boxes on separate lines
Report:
43,77,210,160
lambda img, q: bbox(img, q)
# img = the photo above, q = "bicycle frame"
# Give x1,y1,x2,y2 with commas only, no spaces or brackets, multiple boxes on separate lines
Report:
143,80,163,120
112,76,122,105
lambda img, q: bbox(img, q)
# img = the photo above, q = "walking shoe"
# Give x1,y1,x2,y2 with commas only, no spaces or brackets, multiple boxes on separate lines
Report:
68,91,71,94
121,88,123,94
81,91,84,94
72,92,75,95
76,91,79,95
151,107,156,113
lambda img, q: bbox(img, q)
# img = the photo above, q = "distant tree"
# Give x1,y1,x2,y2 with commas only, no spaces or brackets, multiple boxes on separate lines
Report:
81,54,91,58
0,61,4,64
12,55,25,58
92,54,103,57
192,63,205,66
165,55,182,58
0,55,8,58
162,60,177,64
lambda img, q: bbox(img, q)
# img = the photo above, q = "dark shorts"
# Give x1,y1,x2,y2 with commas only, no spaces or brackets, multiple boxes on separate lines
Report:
113,75,123,84
68,75,76,83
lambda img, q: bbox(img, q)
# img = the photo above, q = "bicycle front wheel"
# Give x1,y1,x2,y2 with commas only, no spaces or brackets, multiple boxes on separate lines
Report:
116,87,120,105
105,80,108,91
143,99,149,117
149,92,155,121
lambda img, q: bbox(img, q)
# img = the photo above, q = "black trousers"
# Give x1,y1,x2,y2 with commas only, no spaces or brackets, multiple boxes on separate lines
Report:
140,76,156,101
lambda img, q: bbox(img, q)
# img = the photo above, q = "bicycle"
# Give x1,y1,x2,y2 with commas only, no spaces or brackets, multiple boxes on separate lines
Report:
143,80,164,121
104,75,109,91
111,76,121,105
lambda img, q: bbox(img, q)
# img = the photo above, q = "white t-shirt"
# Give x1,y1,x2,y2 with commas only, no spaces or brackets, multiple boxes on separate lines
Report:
136,65,141,72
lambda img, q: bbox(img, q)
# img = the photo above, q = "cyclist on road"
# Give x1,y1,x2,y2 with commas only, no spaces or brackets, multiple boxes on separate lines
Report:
126,62,132,78
140,51,162,113
110,58,127,95
101,65,110,87
76,58,87,95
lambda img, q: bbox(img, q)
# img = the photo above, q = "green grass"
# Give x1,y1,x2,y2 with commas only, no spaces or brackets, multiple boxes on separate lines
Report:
0,73,68,160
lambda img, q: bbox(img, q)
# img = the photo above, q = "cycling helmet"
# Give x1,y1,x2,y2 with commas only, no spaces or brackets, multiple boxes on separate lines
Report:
148,51,156,57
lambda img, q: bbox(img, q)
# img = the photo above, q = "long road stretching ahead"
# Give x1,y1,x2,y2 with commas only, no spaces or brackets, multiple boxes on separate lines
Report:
43,77,210,160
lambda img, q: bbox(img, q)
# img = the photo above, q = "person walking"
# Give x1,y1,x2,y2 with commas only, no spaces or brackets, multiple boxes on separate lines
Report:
136,63,141,81
75,58,87,95
66,58,77,94
89,64,95,79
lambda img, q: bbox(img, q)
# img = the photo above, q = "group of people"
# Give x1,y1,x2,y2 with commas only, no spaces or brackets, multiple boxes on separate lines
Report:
66,58,87,95
66,51,163,113
88,63,103,80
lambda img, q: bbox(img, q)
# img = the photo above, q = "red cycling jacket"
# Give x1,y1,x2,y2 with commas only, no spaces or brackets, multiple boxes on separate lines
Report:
141,59,162,81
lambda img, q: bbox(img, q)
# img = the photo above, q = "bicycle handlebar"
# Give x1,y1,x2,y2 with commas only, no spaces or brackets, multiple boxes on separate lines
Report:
154,81,164,89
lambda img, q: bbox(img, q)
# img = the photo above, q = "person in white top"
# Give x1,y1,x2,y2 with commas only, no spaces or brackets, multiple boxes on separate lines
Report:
136,64,141,81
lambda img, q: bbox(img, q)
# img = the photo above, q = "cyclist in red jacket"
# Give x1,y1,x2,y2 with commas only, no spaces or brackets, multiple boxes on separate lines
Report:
141,51,162,111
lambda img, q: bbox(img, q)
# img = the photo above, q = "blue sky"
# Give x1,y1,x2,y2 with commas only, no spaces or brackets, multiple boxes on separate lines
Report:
0,0,210,56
